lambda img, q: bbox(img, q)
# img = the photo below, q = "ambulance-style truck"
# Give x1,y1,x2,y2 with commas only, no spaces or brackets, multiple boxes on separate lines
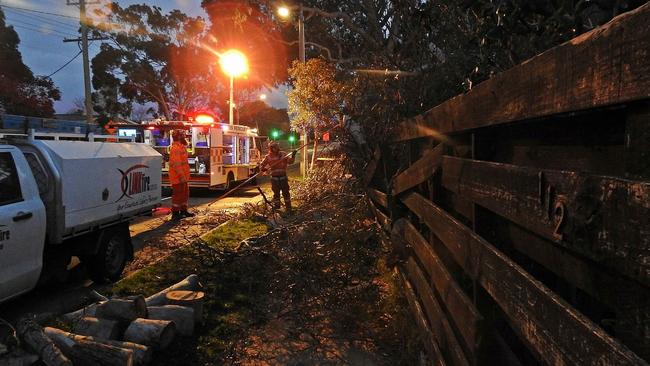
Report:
141,117,261,190
0,137,162,303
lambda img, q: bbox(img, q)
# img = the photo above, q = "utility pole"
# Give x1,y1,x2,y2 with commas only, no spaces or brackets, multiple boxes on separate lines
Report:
64,0,105,134
298,4,308,177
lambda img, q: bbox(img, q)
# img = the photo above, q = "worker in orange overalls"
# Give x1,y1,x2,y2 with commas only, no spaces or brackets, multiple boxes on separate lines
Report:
260,141,296,212
169,130,194,220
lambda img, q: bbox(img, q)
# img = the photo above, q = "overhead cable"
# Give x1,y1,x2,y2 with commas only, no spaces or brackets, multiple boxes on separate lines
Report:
46,50,82,77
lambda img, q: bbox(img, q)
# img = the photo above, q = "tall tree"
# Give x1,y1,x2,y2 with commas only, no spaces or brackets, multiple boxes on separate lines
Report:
202,0,648,145
237,99,290,135
91,3,222,120
0,8,60,117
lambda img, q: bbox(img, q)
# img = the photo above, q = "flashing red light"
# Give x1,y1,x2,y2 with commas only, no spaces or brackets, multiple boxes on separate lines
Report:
146,126,156,130
195,114,215,124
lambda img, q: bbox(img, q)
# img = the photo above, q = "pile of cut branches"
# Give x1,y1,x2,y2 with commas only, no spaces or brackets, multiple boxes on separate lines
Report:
225,159,424,365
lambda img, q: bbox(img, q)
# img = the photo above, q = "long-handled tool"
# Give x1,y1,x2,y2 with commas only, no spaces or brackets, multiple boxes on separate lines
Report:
207,142,310,207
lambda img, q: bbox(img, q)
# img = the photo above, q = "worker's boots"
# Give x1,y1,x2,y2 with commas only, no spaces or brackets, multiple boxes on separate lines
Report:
285,200,292,214
181,210,195,218
171,211,183,221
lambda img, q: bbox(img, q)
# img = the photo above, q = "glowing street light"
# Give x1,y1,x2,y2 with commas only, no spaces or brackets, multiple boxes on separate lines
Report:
259,93,267,101
219,49,249,125
277,6,290,18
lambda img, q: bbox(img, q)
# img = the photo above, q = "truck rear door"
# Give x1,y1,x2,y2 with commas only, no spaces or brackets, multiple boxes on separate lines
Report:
0,147,46,302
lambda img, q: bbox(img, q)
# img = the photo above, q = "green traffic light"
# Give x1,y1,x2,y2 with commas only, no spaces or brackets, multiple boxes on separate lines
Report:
271,130,280,139
288,135,296,142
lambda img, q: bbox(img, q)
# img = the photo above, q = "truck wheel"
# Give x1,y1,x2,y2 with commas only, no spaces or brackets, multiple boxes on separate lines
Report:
89,227,129,283
225,172,235,190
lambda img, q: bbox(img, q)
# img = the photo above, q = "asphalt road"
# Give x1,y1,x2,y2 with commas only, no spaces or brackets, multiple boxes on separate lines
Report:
0,182,269,322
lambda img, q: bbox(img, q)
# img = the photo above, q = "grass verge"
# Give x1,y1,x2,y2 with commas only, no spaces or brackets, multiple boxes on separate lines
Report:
109,218,269,365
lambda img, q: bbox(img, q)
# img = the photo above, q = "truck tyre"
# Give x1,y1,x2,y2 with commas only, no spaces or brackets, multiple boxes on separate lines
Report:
89,227,129,283
225,172,235,190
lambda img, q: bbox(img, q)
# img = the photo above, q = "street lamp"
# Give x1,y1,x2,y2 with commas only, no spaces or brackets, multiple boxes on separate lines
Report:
278,4,307,176
219,49,249,125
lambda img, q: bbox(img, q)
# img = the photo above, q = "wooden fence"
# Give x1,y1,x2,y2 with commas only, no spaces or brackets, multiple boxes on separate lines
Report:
366,3,650,365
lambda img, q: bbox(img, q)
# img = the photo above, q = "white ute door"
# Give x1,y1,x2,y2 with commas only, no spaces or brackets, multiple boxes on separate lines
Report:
0,148,46,302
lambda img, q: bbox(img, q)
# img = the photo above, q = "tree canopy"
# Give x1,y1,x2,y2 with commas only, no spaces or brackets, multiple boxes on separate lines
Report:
0,8,60,117
90,3,222,121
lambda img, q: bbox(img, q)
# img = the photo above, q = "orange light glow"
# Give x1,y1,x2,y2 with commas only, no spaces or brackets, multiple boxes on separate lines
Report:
195,114,215,124
219,49,249,78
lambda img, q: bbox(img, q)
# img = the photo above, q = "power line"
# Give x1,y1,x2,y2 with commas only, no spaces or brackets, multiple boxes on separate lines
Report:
0,3,78,20
10,24,68,38
5,16,78,37
46,50,82,77
3,7,79,30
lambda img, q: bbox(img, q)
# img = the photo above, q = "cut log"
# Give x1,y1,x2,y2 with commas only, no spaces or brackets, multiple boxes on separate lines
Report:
15,319,72,366
123,319,176,350
165,291,204,322
147,305,194,336
43,327,133,366
62,302,102,323
73,317,121,340
144,275,201,306
95,296,148,322
44,327,151,366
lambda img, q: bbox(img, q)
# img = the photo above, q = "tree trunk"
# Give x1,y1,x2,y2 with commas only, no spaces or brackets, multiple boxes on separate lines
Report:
123,319,176,350
147,305,194,336
165,291,205,322
15,319,72,366
73,317,121,340
44,327,151,366
95,296,148,322
144,275,201,307
43,327,133,366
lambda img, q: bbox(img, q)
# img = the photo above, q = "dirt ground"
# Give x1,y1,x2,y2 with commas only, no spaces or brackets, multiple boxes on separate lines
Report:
111,163,424,365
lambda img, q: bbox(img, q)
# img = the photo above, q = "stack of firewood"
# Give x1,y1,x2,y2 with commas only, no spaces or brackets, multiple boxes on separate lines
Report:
1,275,204,366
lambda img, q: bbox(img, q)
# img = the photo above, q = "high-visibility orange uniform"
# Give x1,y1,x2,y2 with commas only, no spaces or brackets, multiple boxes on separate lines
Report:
169,141,190,213
260,148,295,210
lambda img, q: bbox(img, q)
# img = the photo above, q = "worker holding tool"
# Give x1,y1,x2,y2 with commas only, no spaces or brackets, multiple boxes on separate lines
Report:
169,130,194,220
260,141,297,212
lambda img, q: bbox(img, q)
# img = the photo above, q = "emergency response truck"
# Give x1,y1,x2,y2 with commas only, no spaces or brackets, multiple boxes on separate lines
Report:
141,116,261,190
0,133,162,303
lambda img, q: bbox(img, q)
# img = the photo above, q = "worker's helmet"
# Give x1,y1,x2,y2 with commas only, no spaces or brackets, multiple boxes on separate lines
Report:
269,141,279,151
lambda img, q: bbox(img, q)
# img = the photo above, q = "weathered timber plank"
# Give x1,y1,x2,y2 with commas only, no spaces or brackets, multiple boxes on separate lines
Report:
363,145,382,186
625,104,650,180
506,223,650,360
398,269,446,366
394,3,650,141
392,144,444,196
441,156,650,287
393,218,482,352
368,199,390,232
367,188,388,208
401,192,646,365
404,259,470,366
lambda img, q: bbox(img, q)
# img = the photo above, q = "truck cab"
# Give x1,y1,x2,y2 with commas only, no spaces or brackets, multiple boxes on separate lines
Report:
0,146,47,302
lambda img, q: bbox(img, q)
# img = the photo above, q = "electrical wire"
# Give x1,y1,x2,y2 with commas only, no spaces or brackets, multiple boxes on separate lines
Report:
0,3,78,20
46,50,82,77
3,7,80,31
5,17,78,37
10,23,68,38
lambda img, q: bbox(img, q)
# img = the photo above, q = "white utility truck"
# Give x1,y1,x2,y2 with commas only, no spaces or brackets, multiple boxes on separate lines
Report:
0,137,161,303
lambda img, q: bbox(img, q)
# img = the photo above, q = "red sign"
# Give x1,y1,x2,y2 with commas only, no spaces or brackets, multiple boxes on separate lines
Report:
322,132,330,142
